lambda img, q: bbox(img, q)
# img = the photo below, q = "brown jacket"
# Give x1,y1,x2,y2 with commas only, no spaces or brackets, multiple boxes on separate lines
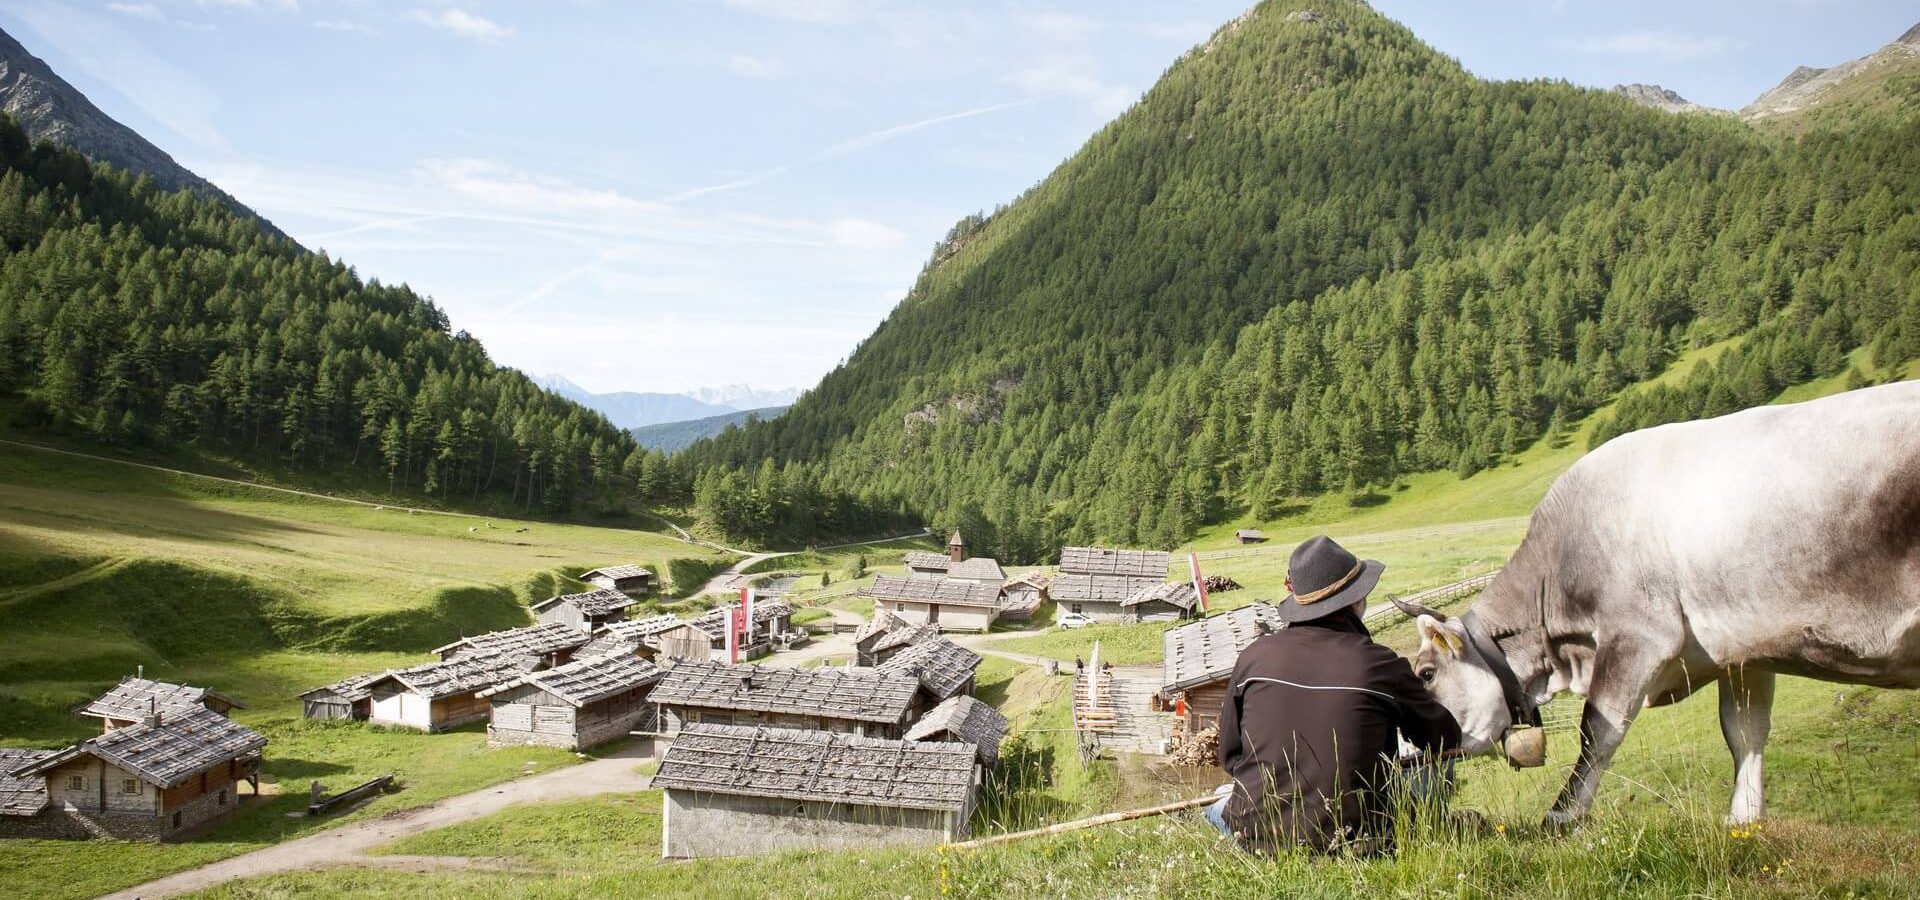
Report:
1216,617,1460,854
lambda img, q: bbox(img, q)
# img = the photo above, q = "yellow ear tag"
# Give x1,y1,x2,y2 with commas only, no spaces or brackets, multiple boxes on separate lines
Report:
1439,629,1465,657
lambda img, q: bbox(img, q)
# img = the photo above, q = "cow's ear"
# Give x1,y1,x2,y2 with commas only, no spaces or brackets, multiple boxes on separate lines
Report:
1416,615,1462,657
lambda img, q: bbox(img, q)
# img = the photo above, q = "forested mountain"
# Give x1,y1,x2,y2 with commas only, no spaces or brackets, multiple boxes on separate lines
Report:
633,406,788,452
0,115,691,516
0,26,285,241
686,0,1920,560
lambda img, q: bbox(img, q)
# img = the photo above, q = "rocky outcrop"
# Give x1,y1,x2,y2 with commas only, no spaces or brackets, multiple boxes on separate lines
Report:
0,26,287,240
1610,83,1720,115
1740,20,1920,120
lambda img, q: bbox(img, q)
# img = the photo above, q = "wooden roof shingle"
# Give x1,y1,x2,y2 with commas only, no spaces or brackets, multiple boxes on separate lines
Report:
598,614,687,643
901,551,952,571
0,749,53,816
581,564,652,581
530,588,638,617
1058,546,1170,578
947,557,1006,582
860,575,1001,608
371,651,529,700
79,678,243,722
477,653,662,706
649,661,919,725
904,695,1007,765
1122,581,1201,610
653,724,975,812
1161,603,1281,694
433,622,588,659
297,671,383,703
875,636,981,701
19,707,266,789
1051,573,1161,603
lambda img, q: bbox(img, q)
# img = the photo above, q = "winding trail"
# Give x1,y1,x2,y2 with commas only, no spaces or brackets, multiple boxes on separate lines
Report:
99,746,655,900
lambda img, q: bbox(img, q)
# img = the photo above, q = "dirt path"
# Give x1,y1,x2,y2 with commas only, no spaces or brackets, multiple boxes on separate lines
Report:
951,631,1060,668
99,746,655,900
695,530,932,598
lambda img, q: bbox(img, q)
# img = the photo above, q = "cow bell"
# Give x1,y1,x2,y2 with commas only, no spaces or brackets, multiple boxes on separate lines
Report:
1502,725,1546,769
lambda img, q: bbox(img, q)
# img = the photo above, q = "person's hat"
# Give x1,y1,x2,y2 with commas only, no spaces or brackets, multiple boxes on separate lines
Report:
1274,535,1385,623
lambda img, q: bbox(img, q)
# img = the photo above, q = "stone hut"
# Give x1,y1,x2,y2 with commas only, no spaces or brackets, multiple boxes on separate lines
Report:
653,724,977,858
78,678,243,732
1050,573,1161,623
363,651,528,732
860,575,1002,633
579,564,653,595
649,661,920,745
297,672,382,721
478,654,663,750
904,695,1008,768
5,707,265,841
432,622,588,666
1159,603,1280,733
529,588,638,633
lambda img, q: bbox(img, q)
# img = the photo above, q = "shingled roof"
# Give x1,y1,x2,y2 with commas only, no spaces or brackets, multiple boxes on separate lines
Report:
902,551,952,571
79,678,243,722
1122,581,1201,610
19,707,266,789
0,749,53,816
860,575,1001,608
1058,546,1170,578
576,635,641,659
653,724,975,812
649,661,919,725
904,695,1008,765
580,564,651,581
875,636,981,701
369,651,528,700
433,622,588,660
947,557,1006,582
1161,603,1281,694
1051,573,1161,603
477,653,662,706
296,671,384,703
599,614,688,643
529,588,638,617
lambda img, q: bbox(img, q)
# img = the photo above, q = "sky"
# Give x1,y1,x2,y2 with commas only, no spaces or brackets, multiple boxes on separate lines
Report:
0,1,1913,396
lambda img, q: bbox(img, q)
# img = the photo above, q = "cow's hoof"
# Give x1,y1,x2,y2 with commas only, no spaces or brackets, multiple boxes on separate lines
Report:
1541,809,1585,832
1723,811,1764,827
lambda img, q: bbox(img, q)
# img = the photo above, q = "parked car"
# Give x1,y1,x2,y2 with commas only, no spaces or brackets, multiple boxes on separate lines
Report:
1055,611,1093,630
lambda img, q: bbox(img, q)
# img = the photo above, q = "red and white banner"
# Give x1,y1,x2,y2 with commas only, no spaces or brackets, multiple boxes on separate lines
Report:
1188,551,1210,614
743,588,756,642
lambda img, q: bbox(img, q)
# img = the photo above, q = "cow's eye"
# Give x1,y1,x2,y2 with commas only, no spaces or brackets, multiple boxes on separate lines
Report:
1417,667,1436,684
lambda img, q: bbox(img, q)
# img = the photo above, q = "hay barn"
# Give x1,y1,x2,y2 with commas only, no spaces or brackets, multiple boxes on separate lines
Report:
649,661,920,743
364,651,527,732
529,588,638,632
478,654,663,750
579,564,653,595
860,575,1002,633
297,672,382,721
653,724,977,858
432,622,588,665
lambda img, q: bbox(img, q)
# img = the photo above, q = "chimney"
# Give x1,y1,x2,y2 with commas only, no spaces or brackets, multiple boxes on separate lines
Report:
143,696,162,729
136,664,144,680
948,531,965,563
740,674,754,692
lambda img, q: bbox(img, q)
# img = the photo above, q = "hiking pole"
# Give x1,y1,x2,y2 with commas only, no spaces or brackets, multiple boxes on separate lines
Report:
945,794,1218,850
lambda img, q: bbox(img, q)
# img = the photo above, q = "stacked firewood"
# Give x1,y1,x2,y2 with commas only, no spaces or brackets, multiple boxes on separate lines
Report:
1167,726,1219,767
1203,575,1242,592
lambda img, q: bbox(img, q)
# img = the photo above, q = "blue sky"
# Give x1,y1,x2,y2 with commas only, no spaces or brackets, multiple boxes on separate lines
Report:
1,1,1913,395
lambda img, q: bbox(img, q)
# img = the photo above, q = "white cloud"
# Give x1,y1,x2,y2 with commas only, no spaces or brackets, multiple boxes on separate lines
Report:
725,53,786,79
1003,66,1134,115
106,3,163,20
196,0,297,9
1571,31,1739,61
420,159,670,217
178,20,218,31
313,19,379,36
826,218,906,250
410,8,512,43
720,0,860,25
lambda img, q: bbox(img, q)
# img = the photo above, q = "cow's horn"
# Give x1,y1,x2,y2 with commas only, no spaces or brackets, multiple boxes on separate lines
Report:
1390,594,1446,621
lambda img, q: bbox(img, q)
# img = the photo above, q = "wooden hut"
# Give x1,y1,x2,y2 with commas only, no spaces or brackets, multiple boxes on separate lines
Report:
1159,603,1280,734
1117,582,1201,623
901,550,952,576
1235,529,1268,544
875,635,982,709
297,672,381,721
685,607,769,661
364,651,527,732
653,724,977,858
579,564,654,595
649,661,920,743
998,572,1050,622
6,707,265,841
1058,546,1170,579
478,654,664,750
529,588,638,633
852,611,938,666
432,622,588,666
77,678,243,732
1049,573,1161,623
904,695,1008,768
859,575,1002,633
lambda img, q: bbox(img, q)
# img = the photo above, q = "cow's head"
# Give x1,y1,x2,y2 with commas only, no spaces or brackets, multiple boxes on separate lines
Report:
1409,611,1511,756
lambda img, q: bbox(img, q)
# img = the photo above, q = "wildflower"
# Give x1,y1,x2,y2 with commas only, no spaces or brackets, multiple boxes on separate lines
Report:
1495,824,1507,835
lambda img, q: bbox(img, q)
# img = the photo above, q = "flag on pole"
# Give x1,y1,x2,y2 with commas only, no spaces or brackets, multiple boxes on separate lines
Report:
743,588,757,643
723,601,737,663
1188,551,1210,614
731,599,747,664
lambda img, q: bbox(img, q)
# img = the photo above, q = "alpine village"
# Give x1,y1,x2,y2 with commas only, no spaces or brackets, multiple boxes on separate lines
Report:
0,1,1918,898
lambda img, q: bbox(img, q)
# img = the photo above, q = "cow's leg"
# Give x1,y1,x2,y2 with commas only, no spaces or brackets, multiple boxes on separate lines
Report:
1547,648,1661,827
1719,667,1775,824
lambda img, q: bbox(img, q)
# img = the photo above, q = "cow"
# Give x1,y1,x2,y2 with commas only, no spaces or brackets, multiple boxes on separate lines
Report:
1397,380,1920,826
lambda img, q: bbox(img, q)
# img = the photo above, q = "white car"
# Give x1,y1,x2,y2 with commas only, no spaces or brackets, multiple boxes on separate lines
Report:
1055,611,1093,629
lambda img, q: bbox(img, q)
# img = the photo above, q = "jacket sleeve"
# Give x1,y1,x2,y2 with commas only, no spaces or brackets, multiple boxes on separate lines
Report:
1215,656,1247,770
1372,647,1462,752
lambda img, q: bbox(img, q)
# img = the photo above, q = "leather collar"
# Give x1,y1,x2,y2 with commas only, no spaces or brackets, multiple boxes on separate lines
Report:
1460,609,1541,728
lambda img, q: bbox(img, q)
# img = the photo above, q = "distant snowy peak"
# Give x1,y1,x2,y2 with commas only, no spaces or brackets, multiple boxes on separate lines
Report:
528,374,803,430
684,384,804,409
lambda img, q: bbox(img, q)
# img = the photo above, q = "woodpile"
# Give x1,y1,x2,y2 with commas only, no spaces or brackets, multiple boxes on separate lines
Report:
1168,725,1219,767
1203,575,1241,593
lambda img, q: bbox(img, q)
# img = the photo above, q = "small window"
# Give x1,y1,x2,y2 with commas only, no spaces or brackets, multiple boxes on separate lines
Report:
218,789,227,806
1071,603,1084,614
171,811,182,828
895,603,904,612
120,779,140,795
65,775,84,791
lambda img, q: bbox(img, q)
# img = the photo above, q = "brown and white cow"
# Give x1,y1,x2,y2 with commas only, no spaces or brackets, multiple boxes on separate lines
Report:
1403,380,1920,825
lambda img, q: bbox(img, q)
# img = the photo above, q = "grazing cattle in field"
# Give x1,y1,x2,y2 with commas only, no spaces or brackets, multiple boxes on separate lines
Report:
1399,381,1920,825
